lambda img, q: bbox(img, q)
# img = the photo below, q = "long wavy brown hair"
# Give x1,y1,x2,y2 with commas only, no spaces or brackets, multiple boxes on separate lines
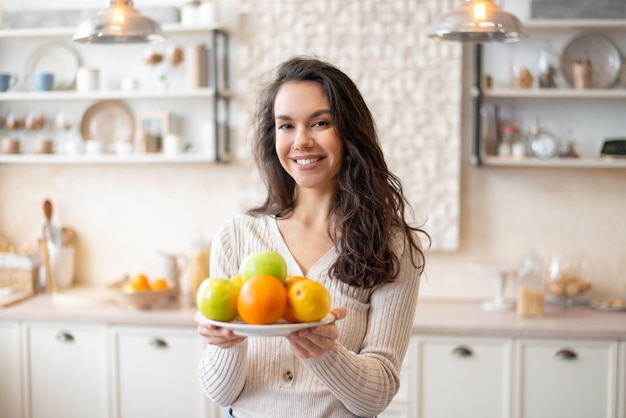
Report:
248,56,428,288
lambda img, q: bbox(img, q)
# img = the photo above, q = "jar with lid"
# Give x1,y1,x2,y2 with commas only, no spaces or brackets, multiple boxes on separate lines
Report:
181,1,200,26
537,45,559,88
517,253,545,318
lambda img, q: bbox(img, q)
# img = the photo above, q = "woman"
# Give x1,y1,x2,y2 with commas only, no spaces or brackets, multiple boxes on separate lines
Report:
196,56,427,417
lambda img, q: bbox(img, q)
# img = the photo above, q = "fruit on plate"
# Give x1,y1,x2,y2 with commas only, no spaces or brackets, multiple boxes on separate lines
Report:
196,277,240,322
237,275,287,324
229,275,244,289
239,251,287,284
287,278,331,323
282,275,307,323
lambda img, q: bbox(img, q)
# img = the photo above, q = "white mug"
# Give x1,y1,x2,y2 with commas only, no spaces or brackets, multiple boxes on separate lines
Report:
76,67,100,91
163,134,183,155
85,139,104,155
121,76,139,92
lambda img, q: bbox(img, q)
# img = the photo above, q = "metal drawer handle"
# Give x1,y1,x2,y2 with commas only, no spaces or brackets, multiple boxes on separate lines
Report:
150,338,168,349
451,346,473,357
555,348,577,360
56,332,74,343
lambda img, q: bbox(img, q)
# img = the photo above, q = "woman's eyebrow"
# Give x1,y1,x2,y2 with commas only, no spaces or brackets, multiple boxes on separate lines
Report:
275,109,331,120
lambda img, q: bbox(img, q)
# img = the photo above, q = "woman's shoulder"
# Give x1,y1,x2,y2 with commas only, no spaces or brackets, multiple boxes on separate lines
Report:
215,213,270,235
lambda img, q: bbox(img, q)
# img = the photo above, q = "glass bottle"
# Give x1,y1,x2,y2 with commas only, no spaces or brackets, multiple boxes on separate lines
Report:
499,124,519,157
517,253,545,318
189,240,211,307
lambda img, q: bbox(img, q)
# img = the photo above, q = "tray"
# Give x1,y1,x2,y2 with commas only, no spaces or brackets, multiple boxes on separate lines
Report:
560,33,622,89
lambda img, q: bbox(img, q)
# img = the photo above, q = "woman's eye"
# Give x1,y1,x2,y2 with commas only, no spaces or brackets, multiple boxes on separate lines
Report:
313,120,329,128
278,123,293,130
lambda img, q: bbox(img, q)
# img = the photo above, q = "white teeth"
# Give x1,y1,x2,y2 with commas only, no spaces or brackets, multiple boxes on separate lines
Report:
296,157,321,165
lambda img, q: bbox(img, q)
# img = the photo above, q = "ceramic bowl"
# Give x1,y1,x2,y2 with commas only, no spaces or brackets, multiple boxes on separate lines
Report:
108,281,175,309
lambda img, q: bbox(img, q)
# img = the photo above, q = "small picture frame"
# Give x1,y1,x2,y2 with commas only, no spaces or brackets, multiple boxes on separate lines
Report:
135,111,171,153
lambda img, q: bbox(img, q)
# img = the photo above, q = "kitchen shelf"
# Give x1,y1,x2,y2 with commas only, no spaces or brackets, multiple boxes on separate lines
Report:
0,88,232,102
485,88,626,99
0,154,221,165
474,18,626,167
523,19,626,30
0,24,221,39
482,156,626,168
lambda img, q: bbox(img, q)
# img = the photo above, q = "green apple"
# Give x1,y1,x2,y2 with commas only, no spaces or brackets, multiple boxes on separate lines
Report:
239,251,287,284
196,277,239,322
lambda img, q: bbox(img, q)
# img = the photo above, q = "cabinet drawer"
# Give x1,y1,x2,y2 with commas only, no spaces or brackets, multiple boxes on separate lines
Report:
416,336,513,418
24,322,109,418
110,325,208,418
515,338,618,418
0,321,23,418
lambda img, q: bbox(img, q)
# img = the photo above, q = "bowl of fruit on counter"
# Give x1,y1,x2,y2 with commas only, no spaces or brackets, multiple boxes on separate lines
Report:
108,273,176,309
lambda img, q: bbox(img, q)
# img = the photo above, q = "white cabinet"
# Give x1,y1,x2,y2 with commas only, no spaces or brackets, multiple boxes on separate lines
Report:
618,341,626,418
109,325,219,418
514,338,619,418
0,321,24,418
479,20,626,168
414,336,514,418
22,321,109,418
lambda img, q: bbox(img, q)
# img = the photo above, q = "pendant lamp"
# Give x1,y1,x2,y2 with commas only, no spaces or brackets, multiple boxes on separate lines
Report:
73,0,165,44
429,0,526,43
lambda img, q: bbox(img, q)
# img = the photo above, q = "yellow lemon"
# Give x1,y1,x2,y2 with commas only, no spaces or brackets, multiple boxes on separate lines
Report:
287,279,331,323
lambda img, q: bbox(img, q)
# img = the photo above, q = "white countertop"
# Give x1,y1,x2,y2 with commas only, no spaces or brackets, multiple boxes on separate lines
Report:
1,288,625,339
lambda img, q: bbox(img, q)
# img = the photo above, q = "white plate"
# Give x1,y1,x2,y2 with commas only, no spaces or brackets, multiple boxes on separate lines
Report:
23,41,81,90
560,33,622,89
200,312,335,337
80,101,135,144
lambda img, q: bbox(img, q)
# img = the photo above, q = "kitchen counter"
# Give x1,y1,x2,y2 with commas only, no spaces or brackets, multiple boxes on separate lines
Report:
1,288,625,339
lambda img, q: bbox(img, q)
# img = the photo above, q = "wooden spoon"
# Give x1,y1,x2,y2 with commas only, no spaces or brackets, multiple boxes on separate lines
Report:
42,199,61,244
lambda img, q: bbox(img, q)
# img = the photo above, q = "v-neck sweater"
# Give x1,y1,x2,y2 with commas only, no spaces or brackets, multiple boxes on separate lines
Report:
198,214,422,418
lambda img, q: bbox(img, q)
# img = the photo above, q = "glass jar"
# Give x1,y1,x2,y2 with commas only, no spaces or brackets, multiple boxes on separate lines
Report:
517,253,545,318
499,124,520,157
545,256,592,306
537,46,559,88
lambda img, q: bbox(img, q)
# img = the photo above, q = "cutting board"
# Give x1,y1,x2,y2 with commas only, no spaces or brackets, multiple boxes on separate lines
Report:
0,290,34,307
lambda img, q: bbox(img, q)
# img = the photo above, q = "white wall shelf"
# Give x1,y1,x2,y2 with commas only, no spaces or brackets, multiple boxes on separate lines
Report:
475,19,626,167
524,19,626,30
0,154,220,165
0,24,220,39
482,156,626,168
0,88,231,102
485,88,626,99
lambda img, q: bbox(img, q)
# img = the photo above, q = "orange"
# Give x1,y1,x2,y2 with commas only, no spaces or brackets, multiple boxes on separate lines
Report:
131,274,150,292
237,275,287,325
282,276,307,323
151,278,170,291
287,279,331,323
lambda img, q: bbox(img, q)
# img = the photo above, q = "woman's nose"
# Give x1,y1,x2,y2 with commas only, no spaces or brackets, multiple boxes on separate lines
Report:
292,128,313,150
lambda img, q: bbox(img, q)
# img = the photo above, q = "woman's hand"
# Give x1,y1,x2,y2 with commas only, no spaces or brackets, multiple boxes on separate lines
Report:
195,311,246,349
286,307,347,358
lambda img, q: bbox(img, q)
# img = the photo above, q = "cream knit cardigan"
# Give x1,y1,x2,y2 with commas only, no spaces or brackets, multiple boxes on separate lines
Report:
198,214,421,418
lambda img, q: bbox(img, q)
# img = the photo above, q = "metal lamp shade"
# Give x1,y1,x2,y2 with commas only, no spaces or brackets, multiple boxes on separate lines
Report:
73,0,165,44
429,0,526,43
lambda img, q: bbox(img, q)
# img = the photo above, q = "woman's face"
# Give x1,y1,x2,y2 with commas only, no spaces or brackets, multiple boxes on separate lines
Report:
274,81,343,193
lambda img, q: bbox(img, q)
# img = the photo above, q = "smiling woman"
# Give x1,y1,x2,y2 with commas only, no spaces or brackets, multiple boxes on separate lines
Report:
195,56,428,418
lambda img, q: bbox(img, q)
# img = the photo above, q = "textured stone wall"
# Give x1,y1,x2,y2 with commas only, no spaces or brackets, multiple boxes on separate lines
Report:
236,0,461,250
